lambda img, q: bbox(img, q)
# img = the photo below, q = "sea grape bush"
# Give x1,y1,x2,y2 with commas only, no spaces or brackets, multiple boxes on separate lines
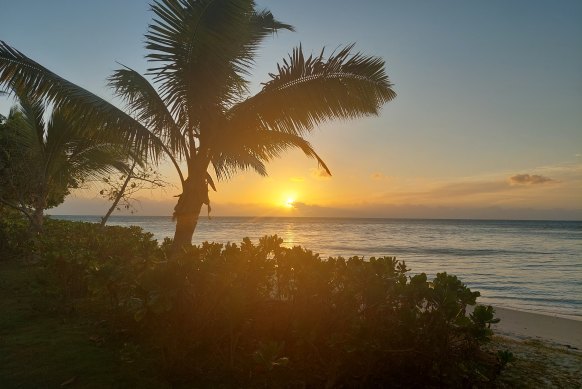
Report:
38,219,160,304
142,237,498,386
3,218,503,387
0,211,30,259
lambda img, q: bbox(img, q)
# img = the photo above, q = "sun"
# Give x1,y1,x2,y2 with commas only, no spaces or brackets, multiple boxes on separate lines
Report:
285,197,296,208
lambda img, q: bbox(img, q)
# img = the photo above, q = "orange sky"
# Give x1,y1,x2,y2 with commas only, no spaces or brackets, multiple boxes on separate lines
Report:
53,150,582,220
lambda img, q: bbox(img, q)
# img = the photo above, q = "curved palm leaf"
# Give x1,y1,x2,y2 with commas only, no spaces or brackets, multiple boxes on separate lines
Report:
7,92,46,158
146,0,293,123
229,44,396,136
46,108,130,182
211,151,267,180
108,65,186,158
209,128,330,180
0,41,158,158
9,100,130,183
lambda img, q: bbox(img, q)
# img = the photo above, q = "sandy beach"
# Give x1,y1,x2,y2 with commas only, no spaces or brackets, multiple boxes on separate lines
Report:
492,307,582,350
490,307,582,387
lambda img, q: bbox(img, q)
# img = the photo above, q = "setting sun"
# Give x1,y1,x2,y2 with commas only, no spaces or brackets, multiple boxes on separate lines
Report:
285,197,296,208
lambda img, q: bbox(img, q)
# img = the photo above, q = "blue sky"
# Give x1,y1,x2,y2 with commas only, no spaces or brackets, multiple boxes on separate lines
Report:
1,1,581,218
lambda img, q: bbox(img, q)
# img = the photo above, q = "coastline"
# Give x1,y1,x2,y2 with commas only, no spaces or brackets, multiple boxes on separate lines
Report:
492,306,582,350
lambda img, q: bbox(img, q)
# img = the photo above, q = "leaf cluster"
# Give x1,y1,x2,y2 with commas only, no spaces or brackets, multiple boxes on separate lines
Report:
145,240,498,386
0,211,30,259
36,219,160,306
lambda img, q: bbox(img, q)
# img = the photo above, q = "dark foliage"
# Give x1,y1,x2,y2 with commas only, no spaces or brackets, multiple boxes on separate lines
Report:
37,219,160,306
0,218,504,387
0,211,30,259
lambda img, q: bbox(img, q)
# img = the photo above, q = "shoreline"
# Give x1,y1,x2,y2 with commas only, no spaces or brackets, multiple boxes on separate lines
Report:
491,306,582,351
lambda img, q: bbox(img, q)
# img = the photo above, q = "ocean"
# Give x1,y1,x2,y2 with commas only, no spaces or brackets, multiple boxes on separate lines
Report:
55,215,582,321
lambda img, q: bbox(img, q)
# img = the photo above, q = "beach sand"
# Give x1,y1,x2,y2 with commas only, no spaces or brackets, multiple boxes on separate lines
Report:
492,307,582,350
487,307,582,387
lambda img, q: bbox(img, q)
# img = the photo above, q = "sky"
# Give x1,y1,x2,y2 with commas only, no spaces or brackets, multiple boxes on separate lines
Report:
1,0,581,219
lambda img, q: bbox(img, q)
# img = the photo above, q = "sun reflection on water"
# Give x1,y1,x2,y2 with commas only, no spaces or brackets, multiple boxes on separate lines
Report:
282,223,296,248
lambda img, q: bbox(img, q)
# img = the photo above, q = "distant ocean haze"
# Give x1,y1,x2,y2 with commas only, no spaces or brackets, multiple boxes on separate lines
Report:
55,216,582,321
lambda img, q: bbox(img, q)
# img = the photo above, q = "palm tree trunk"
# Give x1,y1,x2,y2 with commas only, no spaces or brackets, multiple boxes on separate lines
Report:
172,204,204,252
31,207,44,234
28,203,44,262
30,198,46,235
171,175,208,256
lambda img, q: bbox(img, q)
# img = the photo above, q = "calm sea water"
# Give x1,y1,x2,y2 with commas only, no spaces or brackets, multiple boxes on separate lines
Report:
55,215,582,320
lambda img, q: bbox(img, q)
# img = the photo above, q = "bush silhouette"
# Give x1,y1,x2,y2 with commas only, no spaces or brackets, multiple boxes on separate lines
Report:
2,219,503,387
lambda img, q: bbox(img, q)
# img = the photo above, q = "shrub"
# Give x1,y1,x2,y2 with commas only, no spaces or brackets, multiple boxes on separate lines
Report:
38,218,160,307
31,220,502,387
137,236,499,387
0,210,31,259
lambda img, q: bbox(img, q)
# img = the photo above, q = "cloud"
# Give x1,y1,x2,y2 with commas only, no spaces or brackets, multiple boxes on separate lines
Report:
509,174,556,185
289,201,306,209
310,167,331,180
371,172,389,181
375,173,566,206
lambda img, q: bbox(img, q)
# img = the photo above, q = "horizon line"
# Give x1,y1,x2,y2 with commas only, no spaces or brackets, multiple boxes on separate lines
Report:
49,214,582,223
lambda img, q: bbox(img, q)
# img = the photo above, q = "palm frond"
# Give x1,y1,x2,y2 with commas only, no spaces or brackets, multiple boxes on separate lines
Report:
108,65,186,159
146,0,293,121
35,106,129,186
147,0,253,117
209,128,330,180
211,151,267,180
0,41,158,159
230,44,396,136
4,94,46,159
250,130,331,176
232,8,294,83
67,144,129,182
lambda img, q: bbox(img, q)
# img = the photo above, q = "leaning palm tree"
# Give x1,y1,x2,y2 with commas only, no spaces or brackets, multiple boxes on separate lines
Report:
0,0,395,250
0,92,128,233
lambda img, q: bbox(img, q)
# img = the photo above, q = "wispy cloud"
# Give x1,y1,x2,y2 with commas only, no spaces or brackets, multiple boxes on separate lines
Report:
508,174,556,185
371,172,389,181
371,169,574,207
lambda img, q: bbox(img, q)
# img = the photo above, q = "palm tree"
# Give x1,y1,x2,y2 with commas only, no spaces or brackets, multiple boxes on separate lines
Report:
0,0,396,250
0,92,128,233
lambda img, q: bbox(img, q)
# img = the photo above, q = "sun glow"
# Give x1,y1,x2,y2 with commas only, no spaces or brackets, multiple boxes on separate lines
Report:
285,197,296,208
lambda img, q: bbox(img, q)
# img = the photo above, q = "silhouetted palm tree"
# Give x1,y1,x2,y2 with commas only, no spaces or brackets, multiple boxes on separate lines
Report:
0,93,127,232
0,0,396,250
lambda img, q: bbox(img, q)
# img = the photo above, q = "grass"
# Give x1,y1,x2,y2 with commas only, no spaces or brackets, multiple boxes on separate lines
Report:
0,259,168,388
